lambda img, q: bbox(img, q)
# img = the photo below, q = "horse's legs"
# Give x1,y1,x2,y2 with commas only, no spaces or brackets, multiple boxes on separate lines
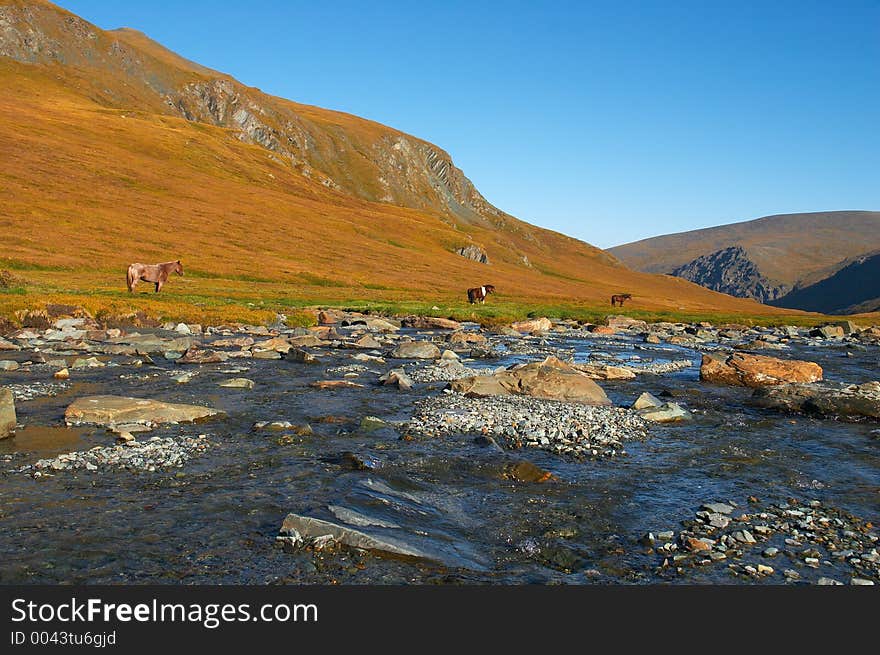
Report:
155,281,161,293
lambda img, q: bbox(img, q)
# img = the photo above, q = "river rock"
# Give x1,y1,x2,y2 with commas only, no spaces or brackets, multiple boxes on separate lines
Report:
511,317,552,334
252,336,293,353
0,338,19,351
362,318,400,333
573,363,636,380
700,353,822,387
65,395,222,427
402,316,461,330
310,380,364,389
0,360,20,371
448,331,487,345
218,377,254,389
0,387,16,438
379,368,413,391
110,334,193,354
605,315,649,331
632,392,663,410
450,356,611,405
284,348,319,363
279,513,440,563
752,381,880,419
638,402,690,423
53,368,70,380
351,334,382,349
810,325,845,339
71,356,103,369
178,348,228,364
391,341,441,359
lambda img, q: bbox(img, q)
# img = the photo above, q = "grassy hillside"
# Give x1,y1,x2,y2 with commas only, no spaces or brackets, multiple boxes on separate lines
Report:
0,0,814,326
608,211,880,288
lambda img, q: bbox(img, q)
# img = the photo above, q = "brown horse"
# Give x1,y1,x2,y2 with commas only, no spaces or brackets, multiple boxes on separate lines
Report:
610,293,632,307
467,284,495,304
127,260,184,293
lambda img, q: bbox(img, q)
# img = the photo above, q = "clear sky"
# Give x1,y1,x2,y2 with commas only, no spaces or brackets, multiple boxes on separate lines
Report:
58,0,879,248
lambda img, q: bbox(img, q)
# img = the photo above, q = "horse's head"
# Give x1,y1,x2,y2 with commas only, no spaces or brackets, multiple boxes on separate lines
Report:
175,260,184,276
485,285,496,294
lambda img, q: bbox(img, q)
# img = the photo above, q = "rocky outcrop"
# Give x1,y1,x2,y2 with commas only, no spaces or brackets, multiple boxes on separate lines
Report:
700,353,822,388
0,387,16,438
670,247,788,303
752,381,880,420
65,395,222,427
450,356,611,405
455,245,490,264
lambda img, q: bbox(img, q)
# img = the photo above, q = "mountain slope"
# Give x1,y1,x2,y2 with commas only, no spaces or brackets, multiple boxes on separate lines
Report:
670,247,789,303
608,211,880,289
769,251,880,314
0,0,794,316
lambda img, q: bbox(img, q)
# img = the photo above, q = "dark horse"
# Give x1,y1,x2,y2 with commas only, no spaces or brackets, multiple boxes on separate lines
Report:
610,293,632,307
127,260,184,293
467,284,495,304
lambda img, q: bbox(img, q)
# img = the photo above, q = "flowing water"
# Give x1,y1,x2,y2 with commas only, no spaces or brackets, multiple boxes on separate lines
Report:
1,328,878,584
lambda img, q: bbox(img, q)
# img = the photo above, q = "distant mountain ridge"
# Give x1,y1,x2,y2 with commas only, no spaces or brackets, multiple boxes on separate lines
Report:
609,211,880,313
769,251,880,314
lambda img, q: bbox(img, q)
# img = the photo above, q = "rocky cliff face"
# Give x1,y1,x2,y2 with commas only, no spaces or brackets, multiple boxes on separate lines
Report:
0,0,511,228
671,246,788,303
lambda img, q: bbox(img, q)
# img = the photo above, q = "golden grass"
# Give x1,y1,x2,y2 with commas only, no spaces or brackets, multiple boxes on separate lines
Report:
0,35,855,328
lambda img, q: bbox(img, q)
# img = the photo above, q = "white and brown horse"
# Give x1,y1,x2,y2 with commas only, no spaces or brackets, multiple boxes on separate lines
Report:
126,260,184,293
467,284,495,304
610,293,632,307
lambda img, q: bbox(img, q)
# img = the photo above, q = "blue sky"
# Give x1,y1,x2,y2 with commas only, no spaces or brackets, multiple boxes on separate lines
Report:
59,0,879,248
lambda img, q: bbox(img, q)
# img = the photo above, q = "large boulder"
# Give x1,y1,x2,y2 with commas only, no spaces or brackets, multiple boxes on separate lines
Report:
391,341,441,359
0,387,16,439
752,381,880,420
700,353,822,388
65,395,222,427
511,317,552,333
450,356,611,405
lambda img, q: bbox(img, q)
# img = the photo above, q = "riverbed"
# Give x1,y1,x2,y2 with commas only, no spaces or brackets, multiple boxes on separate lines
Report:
1,320,877,584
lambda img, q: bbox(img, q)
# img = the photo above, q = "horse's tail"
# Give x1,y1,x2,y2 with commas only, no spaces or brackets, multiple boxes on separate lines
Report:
126,265,135,292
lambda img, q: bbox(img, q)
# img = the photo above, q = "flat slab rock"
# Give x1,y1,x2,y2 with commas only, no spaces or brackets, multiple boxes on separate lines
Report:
65,395,222,426
279,512,484,569
752,381,880,419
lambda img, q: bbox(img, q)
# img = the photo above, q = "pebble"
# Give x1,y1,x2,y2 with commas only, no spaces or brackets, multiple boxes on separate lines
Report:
406,393,649,459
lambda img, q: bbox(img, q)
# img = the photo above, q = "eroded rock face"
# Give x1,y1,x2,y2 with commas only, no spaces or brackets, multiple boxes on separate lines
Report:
455,245,489,264
700,353,822,388
0,387,16,439
450,356,611,405
752,381,880,420
64,396,222,427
